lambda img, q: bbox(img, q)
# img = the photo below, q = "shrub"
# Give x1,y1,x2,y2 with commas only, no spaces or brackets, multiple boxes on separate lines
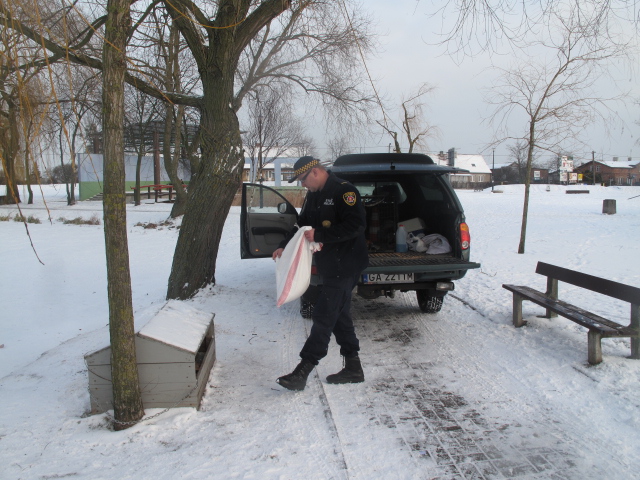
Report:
13,214,41,224
134,219,177,230
49,164,78,184
0,213,12,221
58,214,101,225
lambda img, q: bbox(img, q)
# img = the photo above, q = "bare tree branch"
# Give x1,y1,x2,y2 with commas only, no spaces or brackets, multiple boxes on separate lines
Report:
482,5,632,253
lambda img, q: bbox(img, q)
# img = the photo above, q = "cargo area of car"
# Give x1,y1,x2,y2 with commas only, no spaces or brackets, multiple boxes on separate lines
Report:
356,174,461,258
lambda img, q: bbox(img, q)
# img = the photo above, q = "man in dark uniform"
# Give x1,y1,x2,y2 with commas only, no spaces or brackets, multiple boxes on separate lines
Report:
272,156,369,391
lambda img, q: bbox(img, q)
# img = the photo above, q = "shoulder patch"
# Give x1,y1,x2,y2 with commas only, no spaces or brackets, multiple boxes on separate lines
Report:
343,192,357,206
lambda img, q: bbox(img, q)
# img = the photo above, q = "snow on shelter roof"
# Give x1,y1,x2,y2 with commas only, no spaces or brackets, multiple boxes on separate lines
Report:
138,300,212,354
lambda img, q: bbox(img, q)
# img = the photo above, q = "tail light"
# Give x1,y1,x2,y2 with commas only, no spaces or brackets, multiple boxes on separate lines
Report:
311,265,319,275
460,222,470,250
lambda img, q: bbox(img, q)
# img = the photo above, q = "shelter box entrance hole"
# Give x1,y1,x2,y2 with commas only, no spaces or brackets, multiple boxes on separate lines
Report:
85,301,216,414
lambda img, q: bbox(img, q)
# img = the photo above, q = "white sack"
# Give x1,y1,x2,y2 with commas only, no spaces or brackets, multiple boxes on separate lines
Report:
407,233,451,254
275,226,322,307
421,234,451,254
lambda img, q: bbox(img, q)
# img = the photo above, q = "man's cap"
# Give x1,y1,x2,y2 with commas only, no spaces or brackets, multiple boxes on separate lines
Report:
288,156,320,183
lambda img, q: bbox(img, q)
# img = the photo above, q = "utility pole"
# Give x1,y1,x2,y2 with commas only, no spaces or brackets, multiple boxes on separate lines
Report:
492,148,495,192
592,150,595,185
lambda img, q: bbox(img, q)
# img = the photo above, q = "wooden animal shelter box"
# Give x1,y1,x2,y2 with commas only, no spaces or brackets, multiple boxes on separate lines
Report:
85,301,216,414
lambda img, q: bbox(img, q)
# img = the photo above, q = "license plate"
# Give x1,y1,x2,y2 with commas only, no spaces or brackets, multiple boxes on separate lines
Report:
363,273,414,284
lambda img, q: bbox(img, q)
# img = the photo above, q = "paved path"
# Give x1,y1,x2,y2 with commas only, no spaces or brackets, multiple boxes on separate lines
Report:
292,292,628,479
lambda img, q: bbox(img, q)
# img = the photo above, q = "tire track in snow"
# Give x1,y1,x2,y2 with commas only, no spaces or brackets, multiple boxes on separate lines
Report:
278,304,349,479
321,291,593,478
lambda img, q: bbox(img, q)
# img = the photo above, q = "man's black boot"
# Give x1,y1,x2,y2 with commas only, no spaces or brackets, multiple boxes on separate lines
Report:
277,359,316,391
326,355,364,384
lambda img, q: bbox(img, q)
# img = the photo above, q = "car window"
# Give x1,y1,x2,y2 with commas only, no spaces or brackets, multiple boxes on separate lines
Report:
354,182,407,203
354,184,375,196
245,185,287,213
416,175,445,201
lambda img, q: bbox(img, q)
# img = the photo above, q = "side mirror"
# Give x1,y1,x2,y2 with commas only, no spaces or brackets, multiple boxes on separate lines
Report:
277,202,288,214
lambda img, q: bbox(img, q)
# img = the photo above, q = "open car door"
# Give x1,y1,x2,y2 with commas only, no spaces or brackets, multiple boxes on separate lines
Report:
240,183,299,259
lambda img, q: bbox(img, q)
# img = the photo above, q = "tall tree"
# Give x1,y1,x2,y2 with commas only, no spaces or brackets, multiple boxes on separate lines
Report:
485,6,630,253
48,66,102,206
0,7,48,205
102,0,144,428
378,83,440,153
242,87,306,182
164,0,294,299
507,140,533,183
123,85,162,206
1,0,375,300
327,136,351,160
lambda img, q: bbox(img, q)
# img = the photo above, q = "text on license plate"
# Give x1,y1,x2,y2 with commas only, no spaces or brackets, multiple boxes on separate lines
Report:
363,273,414,284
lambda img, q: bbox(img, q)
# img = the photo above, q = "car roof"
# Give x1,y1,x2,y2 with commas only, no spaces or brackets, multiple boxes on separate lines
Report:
331,153,467,174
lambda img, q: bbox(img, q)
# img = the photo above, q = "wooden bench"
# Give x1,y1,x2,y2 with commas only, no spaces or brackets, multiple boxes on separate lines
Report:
503,262,639,365
131,184,187,202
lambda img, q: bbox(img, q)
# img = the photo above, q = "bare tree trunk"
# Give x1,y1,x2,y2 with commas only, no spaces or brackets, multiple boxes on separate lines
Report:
166,73,243,299
168,106,189,218
58,129,72,205
24,145,33,204
102,0,144,429
517,128,536,254
68,124,80,206
162,103,187,216
1,102,21,205
165,24,188,218
134,150,142,206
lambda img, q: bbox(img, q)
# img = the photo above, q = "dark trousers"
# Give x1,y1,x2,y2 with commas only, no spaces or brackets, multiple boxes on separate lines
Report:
300,274,361,364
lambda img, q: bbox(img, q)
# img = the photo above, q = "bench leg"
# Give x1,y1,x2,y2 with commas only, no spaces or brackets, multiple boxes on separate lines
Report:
630,304,639,360
513,294,526,328
544,277,558,318
587,330,603,365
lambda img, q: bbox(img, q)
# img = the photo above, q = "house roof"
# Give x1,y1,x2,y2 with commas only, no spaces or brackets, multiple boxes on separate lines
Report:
590,160,638,169
448,154,492,174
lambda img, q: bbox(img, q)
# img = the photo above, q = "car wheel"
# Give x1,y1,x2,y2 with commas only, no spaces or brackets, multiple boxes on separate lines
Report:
416,290,443,313
300,299,314,319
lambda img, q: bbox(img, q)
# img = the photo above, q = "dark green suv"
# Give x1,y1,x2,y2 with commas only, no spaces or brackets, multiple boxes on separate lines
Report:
241,153,480,316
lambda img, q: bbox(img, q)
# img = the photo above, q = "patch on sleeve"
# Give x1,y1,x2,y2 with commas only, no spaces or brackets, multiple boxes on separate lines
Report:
343,192,357,206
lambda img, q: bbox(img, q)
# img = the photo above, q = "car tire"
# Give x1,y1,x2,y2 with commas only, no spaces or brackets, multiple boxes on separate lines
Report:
300,299,314,319
416,290,443,313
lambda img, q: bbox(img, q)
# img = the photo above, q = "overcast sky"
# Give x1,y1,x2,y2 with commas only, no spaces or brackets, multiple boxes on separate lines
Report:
313,0,639,166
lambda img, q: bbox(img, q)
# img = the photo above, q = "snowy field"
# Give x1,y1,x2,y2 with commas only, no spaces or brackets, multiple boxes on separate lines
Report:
1,183,639,479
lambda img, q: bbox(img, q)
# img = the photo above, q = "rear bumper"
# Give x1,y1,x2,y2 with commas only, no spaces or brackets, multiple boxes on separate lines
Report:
309,253,480,290
365,252,480,275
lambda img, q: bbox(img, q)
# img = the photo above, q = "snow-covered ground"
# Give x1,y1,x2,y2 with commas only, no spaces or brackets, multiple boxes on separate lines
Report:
1,183,639,479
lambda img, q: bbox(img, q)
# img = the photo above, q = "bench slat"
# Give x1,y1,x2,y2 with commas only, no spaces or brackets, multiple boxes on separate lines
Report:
503,284,638,337
535,262,640,305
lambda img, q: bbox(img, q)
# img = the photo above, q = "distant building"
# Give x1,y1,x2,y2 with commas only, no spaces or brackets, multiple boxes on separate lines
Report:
574,159,640,186
433,150,492,189
492,162,549,184
242,158,296,186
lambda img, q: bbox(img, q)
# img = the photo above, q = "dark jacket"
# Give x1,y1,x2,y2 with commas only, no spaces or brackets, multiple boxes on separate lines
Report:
281,172,369,278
